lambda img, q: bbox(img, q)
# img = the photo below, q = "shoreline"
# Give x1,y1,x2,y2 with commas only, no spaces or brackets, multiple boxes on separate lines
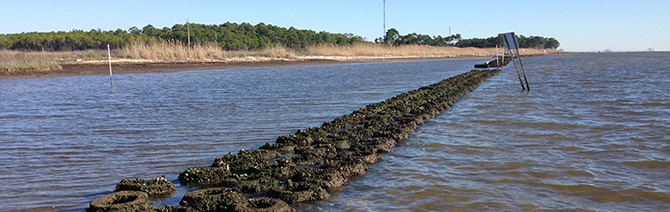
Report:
1,45,563,81
0,48,561,81
0,56,475,81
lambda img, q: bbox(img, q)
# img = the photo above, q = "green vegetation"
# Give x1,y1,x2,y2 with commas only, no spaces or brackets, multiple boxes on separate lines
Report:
456,35,560,49
377,28,462,46
0,22,365,51
379,28,560,49
0,22,559,53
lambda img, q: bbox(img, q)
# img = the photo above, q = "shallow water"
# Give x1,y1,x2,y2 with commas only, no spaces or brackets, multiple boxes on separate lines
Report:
0,58,477,211
1,53,669,211
297,52,670,211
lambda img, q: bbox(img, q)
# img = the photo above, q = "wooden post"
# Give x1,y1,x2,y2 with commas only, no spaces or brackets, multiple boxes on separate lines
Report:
509,49,525,90
495,45,499,68
382,0,386,62
107,44,113,87
187,19,191,60
502,47,504,64
516,48,530,90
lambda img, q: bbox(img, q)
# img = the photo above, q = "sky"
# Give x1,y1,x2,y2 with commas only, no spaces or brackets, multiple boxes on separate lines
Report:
1,0,669,52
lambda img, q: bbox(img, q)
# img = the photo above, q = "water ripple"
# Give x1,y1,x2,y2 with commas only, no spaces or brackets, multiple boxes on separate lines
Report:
2,54,670,211
299,53,670,211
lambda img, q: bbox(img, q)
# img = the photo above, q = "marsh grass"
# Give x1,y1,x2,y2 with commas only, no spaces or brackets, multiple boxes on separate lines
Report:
1,42,558,72
305,43,559,58
0,50,110,72
116,40,298,62
117,40,228,61
0,50,99,72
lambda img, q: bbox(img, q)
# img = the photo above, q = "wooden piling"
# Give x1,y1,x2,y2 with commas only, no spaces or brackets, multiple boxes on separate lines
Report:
107,44,113,88
516,49,530,90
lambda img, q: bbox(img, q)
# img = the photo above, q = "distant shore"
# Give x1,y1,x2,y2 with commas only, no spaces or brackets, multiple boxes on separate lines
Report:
0,44,561,80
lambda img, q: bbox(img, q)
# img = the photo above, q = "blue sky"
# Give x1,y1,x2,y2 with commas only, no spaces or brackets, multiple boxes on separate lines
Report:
1,0,669,51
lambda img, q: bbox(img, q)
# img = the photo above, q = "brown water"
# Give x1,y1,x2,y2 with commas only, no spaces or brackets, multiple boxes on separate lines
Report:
1,53,669,211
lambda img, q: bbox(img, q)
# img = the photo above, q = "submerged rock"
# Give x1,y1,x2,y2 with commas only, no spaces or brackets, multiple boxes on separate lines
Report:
212,149,281,174
87,191,152,212
180,187,245,212
291,167,347,190
322,158,369,178
268,181,330,204
115,177,175,198
234,197,294,212
153,206,197,212
221,174,282,193
178,167,232,186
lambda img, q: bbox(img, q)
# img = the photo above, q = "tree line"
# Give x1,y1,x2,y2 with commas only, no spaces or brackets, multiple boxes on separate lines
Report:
0,22,365,51
0,23,560,51
455,34,559,49
376,28,463,46
379,28,560,49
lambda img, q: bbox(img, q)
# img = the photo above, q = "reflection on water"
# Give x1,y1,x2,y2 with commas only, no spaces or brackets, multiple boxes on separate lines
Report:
1,53,670,211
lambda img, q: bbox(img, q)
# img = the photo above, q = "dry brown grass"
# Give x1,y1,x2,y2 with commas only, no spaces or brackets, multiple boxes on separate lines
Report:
0,50,109,73
115,41,298,62
1,42,560,72
258,45,296,58
305,43,559,58
0,42,298,72
117,40,229,62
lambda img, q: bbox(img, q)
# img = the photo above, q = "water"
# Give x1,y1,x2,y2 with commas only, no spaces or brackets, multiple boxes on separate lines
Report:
297,52,670,211
0,58,476,211
1,53,669,211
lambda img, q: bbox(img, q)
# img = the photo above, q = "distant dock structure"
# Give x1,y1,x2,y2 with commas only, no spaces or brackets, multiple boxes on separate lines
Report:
474,32,531,90
501,32,530,90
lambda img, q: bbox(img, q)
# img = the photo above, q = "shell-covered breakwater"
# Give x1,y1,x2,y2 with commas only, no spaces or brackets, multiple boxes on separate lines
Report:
88,69,500,212
474,56,513,68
